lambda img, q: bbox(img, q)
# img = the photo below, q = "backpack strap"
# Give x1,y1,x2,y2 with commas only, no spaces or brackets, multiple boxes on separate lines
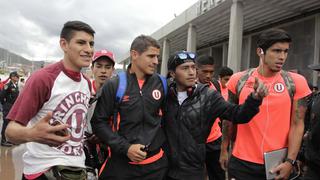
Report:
157,74,168,97
280,70,295,103
113,71,127,131
116,72,127,103
235,68,255,103
211,79,221,93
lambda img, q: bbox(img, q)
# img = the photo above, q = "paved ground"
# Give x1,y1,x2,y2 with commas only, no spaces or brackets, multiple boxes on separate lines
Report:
0,114,26,180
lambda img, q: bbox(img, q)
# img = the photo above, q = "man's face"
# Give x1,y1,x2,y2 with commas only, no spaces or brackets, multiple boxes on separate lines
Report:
262,42,289,72
131,46,159,75
60,31,94,71
11,76,19,83
196,64,215,85
171,61,196,91
220,75,231,88
91,57,114,85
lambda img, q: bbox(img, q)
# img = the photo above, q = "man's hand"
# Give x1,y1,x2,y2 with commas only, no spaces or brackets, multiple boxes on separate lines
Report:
270,162,293,180
28,112,71,146
219,148,229,170
252,77,268,99
86,134,100,144
127,144,147,162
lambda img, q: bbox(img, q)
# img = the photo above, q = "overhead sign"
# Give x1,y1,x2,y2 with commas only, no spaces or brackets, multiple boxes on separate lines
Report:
197,0,226,15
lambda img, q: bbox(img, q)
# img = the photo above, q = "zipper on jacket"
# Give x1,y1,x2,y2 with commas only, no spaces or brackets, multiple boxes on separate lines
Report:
175,95,191,170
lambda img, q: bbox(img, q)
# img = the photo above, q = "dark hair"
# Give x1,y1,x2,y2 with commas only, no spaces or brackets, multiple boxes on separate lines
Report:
219,66,233,78
257,28,292,53
60,21,95,42
195,55,214,67
130,35,160,54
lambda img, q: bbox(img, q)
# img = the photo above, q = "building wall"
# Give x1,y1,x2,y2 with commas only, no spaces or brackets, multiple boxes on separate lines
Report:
197,15,318,84
248,16,315,80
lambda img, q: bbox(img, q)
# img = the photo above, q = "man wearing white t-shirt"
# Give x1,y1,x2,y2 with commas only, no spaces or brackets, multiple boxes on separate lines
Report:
5,20,95,180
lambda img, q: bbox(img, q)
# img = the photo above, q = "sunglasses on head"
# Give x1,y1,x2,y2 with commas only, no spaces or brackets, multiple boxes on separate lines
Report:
174,51,196,61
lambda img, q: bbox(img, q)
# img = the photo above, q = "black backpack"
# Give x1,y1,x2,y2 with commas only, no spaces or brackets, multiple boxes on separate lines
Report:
304,91,320,168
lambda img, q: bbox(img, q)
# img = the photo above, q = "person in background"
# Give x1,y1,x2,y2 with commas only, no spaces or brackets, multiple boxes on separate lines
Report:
217,66,233,100
300,64,320,180
195,55,225,180
0,71,20,147
85,49,115,178
18,77,25,92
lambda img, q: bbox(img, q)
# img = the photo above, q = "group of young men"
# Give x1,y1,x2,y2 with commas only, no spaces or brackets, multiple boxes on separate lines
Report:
3,20,318,180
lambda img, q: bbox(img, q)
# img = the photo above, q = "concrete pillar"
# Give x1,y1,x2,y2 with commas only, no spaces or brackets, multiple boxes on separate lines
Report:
222,43,228,66
245,35,252,69
160,38,170,76
313,14,320,86
122,61,126,71
187,23,197,52
227,0,244,72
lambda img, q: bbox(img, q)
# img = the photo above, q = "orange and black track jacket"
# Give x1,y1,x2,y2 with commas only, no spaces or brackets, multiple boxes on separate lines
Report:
91,72,167,159
164,83,262,179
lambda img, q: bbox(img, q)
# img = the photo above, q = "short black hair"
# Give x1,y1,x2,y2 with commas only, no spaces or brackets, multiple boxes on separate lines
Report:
60,20,95,42
167,51,196,71
130,35,160,54
195,55,215,67
257,28,292,53
219,66,233,78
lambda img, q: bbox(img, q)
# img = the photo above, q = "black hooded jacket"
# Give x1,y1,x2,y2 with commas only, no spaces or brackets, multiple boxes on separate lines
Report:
164,83,262,179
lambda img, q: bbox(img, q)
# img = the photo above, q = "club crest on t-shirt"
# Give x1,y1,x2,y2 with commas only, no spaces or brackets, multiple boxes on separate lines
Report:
52,91,90,156
274,82,285,93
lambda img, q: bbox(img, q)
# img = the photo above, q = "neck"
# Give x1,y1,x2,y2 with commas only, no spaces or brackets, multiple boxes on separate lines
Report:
176,84,188,92
131,65,145,80
95,82,102,92
257,65,278,77
63,57,81,72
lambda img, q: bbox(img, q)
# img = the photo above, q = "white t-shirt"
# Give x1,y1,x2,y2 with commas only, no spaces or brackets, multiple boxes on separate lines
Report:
7,61,91,175
177,91,188,105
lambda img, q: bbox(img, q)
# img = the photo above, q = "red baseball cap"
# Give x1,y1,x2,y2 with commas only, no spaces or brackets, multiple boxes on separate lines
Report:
93,49,115,65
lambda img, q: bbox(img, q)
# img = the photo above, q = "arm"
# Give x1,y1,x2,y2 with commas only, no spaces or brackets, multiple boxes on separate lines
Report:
219,91,238,170
218,77,267,123
272,97,307,180
6,112,70,146
91,81,131,155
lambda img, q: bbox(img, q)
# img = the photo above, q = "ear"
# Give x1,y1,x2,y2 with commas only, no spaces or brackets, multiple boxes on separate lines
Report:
60,38,68,52
256,48,264,56
169,71,176,80
130,50,139,61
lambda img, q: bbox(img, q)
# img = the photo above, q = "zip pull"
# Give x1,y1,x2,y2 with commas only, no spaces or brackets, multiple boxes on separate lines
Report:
140,90,143,96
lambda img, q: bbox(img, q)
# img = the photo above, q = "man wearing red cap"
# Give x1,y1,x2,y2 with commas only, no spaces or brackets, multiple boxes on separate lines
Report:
91,49,115,95
85,49,115,176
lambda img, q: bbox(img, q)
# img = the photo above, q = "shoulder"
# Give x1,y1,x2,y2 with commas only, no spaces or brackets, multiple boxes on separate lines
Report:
287,72,307,82
25,62,63,91
286,72,312,99
229,70,248,82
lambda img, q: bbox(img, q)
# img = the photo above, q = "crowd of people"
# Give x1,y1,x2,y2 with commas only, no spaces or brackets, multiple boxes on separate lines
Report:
1,20,319,180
